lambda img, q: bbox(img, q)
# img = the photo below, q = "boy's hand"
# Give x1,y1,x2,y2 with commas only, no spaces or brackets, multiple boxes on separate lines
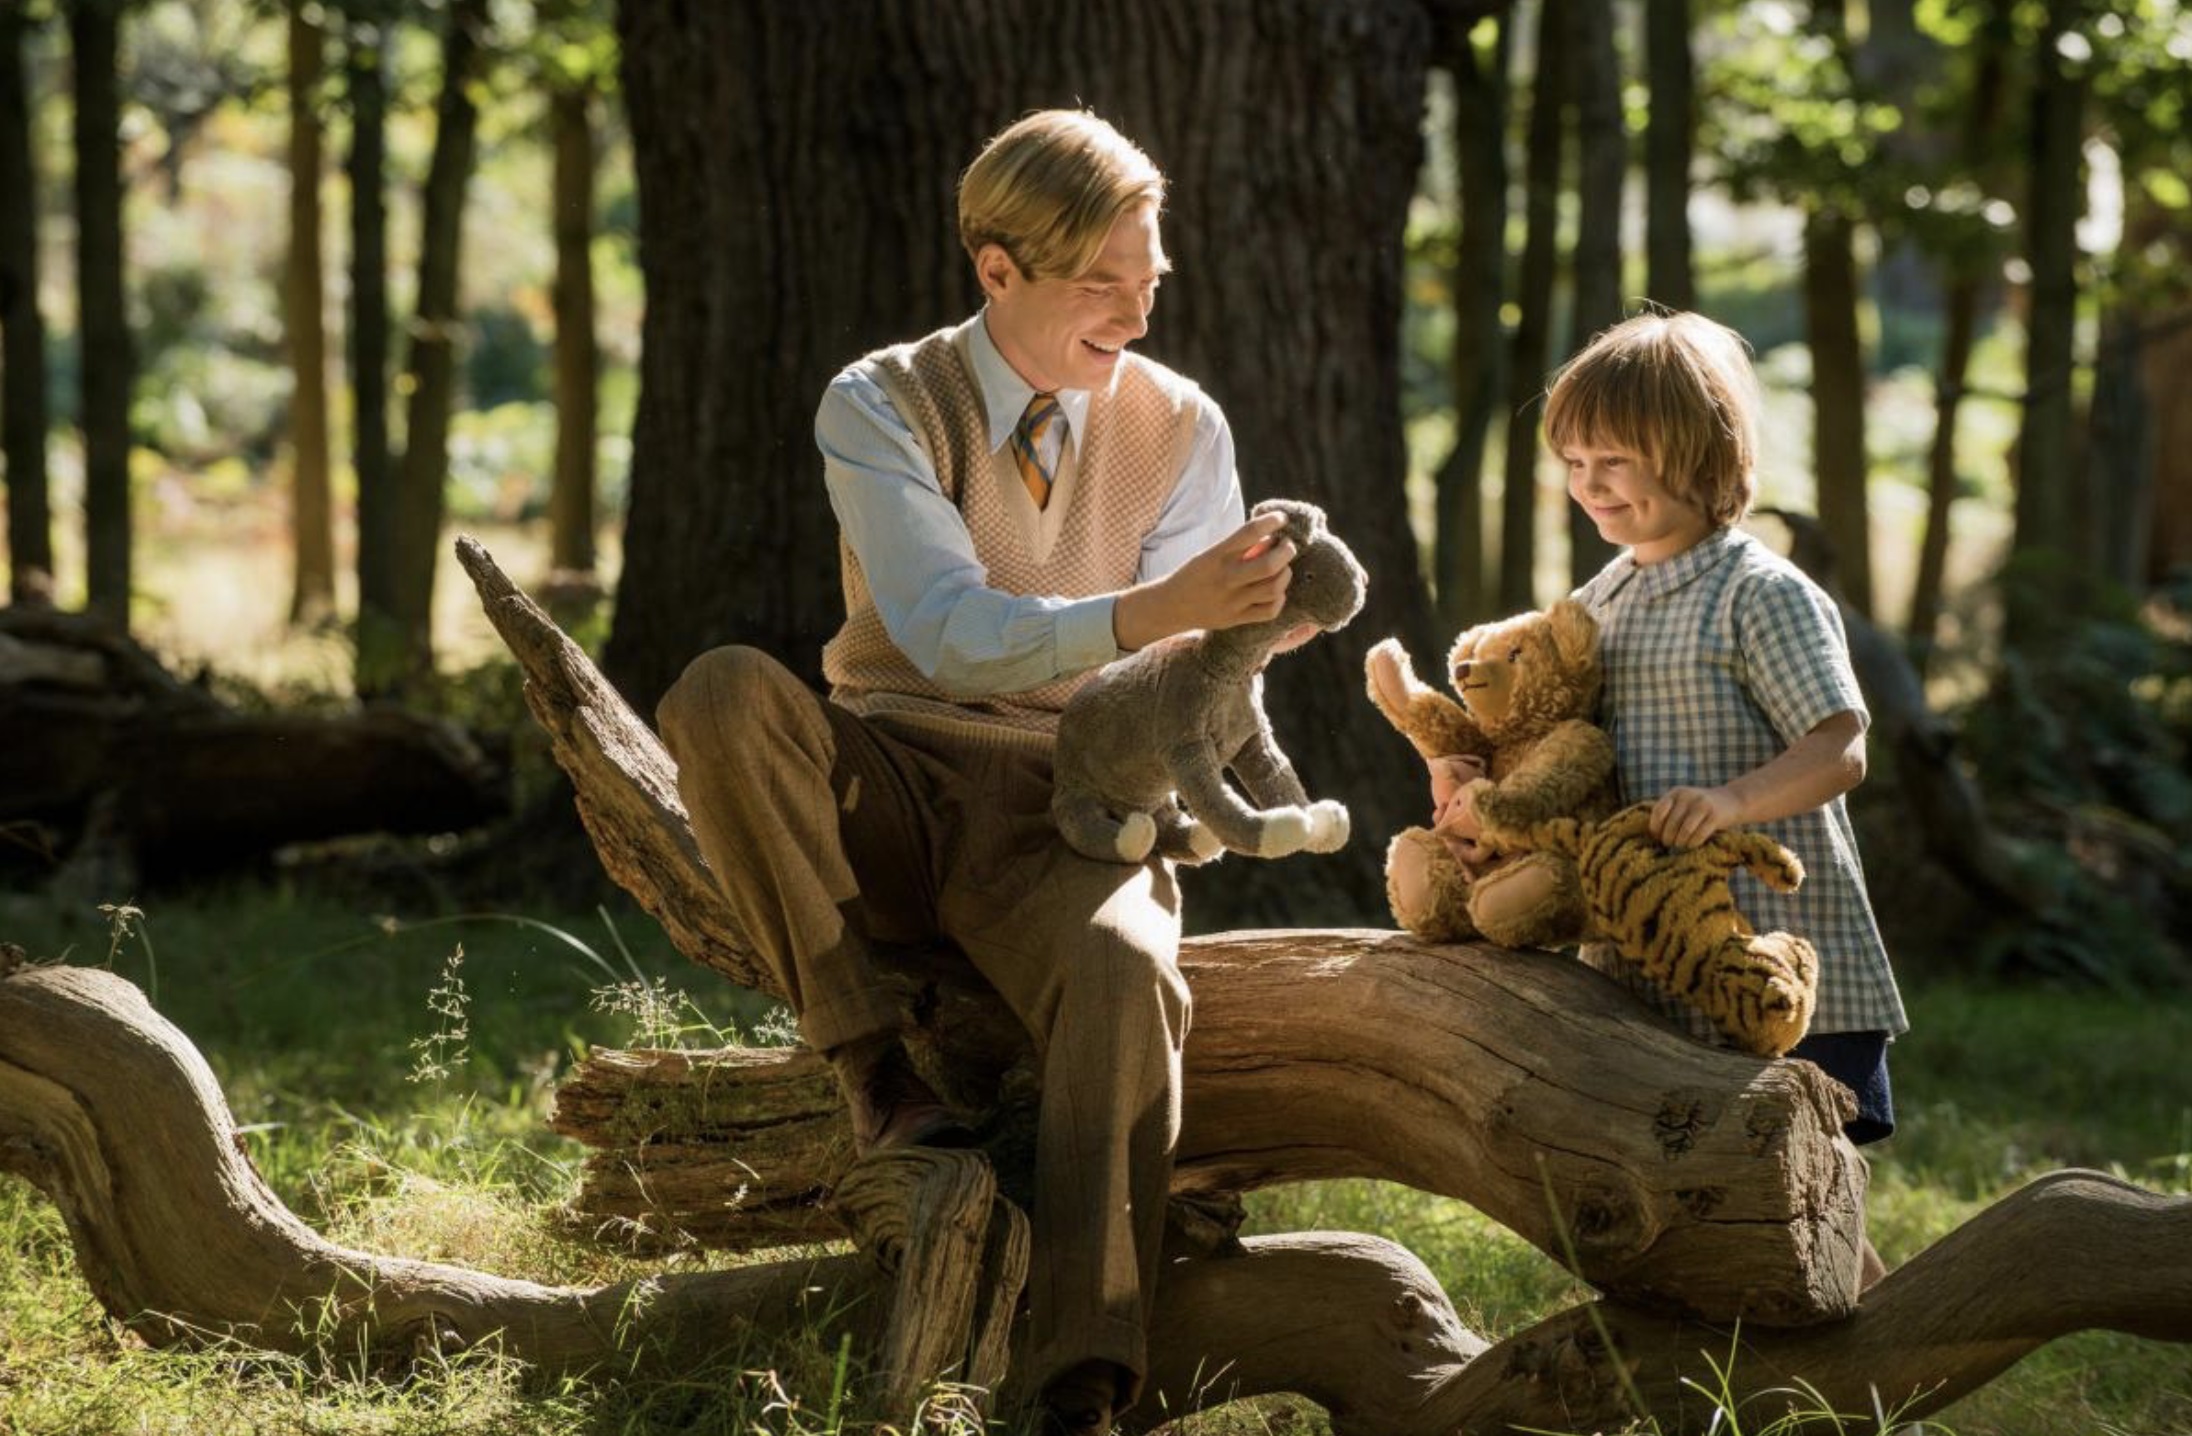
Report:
1650,785,1742,848
1113,512,1294,651
1427,754,1487,821
1427,756,1496,874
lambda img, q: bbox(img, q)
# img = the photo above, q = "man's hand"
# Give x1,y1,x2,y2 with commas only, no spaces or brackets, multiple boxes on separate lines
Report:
1113,512,1294,652
1649,785,1742,848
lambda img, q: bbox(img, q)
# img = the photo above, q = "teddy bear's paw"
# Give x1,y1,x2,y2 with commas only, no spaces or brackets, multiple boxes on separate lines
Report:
1182,821,1226,865
1113,812,1158,864
1254,809,1313,858
1365,639,1421,712
1303,800,1350,853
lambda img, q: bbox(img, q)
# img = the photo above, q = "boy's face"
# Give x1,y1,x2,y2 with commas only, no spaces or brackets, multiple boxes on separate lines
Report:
1562,437,1713,566
977,201,1166,394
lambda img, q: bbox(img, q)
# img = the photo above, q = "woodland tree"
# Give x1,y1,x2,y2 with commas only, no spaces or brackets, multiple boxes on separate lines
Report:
285,0,335,625
0,0,52,602
71,0,132,624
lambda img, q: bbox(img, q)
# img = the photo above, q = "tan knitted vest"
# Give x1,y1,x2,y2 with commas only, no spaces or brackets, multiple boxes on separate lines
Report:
823,320,1204,739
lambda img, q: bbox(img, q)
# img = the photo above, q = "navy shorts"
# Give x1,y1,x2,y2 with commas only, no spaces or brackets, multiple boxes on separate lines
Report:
1789,1029,1895,1145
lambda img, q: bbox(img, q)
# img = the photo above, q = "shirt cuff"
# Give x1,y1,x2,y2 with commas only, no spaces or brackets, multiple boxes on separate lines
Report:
1054,596,1125,675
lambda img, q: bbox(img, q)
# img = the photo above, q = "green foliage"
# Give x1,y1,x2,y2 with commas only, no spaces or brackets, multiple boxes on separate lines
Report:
1949,567,2192,986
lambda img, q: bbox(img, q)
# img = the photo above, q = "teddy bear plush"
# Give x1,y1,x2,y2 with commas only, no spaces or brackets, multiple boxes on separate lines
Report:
1364,599,1619,946
1051,498,1367,865
1477,803,1820,1057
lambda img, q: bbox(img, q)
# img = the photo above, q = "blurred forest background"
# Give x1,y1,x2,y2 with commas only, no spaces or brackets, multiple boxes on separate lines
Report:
1,2,2190,1431
4,0,2188,980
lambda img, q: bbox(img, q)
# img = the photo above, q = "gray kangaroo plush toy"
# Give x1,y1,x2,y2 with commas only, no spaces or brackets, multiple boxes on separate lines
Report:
1051,498,1368,865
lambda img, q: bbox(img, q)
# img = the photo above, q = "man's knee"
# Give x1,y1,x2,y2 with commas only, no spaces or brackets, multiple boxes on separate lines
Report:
656,645,798,753
1071,928,1190,1033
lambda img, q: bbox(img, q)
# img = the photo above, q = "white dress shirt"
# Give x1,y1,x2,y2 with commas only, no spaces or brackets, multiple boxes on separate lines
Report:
815,311,1243,697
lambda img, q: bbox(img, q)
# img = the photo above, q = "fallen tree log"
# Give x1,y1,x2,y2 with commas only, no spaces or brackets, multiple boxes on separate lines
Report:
2,954,2186,1434
548,932,1870,1327
0,606,507,885
460,536,1863,1325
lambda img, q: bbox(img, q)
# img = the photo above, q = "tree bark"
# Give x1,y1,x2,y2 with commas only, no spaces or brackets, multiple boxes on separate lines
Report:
1564,0,1622,588
605,0,1438,923
346,14,397,692
548,82,598,581
1906,0,2009,668
1641,0,1695,311
1429,9,1508,633
1801,205,1874,618
0,1,53,604
1500,0,1567,613
387,0,489,686
70,0,132,625
2006,0,2086,646
286,0,335,626
545,926,1877,1330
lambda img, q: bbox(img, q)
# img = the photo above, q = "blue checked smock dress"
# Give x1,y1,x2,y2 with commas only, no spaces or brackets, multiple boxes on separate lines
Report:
1571,526,1909,1042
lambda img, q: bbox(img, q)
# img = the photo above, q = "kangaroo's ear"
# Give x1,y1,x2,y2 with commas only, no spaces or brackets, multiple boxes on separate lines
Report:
1545,600,1599,669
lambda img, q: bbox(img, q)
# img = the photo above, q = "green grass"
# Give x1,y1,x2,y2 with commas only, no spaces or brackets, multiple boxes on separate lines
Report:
1,882,2188,1433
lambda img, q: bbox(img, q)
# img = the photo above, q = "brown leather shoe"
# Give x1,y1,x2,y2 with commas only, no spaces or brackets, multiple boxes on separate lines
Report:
1038,1361,1120,1435
832,1038,974,1155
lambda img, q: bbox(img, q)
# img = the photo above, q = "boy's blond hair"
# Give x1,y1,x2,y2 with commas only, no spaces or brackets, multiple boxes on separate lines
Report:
958,110,1166,282
1544,312,1762,526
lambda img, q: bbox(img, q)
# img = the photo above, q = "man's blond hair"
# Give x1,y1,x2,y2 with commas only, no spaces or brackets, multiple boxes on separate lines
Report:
958,110,1165,282
1544,311,1762,527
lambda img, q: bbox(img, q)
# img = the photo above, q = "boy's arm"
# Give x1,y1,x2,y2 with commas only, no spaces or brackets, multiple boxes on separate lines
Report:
1650,710,1866,847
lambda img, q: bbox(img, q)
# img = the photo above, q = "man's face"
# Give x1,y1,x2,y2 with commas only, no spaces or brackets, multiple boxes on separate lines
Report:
979,201,1167,394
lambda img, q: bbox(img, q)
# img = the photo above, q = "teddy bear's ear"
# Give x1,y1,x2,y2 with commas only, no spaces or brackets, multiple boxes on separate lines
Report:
1545,599,1599,668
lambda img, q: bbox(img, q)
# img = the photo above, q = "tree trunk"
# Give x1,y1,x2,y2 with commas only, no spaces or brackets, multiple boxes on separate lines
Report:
1641,0,1695,311
2138,307,2192,585
0,1,53,604
548,82,598,582
2085,312,2152,594
347,16,397,693
70,0,131,625
1429,9,1508,632
1802,206,1874,618
1500,0,1567,613
2006,0,2086,646
285,0,335,627
1906,0,2009,668
1908,277,1979,669
388,0,489,685
607,0,1437,925
1564,0,1622,588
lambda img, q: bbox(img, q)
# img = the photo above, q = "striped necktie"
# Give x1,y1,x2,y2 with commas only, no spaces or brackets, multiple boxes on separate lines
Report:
1012,393,1062,509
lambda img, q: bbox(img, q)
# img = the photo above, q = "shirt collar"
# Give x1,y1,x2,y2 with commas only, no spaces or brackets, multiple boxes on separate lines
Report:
1613,524,1750,602
968,309,1090,460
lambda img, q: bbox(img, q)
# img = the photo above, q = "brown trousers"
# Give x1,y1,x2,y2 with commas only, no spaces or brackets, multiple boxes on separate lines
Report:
656,646,1189,1397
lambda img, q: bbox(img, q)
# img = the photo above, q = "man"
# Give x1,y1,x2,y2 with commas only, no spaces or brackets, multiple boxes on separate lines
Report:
656,109,1292,1432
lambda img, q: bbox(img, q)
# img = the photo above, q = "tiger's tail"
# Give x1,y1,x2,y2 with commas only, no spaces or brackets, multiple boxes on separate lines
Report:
1715,830,1805,894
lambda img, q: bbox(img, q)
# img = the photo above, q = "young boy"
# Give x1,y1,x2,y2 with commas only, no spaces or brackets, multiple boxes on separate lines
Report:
1546,310,1907,1145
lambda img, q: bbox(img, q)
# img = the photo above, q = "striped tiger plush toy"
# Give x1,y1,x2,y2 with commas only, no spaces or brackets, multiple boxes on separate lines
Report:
1493,802,1820,1058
